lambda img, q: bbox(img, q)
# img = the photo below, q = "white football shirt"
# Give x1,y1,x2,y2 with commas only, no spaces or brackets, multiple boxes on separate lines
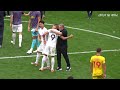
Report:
47,29,60,46
38,27,48,42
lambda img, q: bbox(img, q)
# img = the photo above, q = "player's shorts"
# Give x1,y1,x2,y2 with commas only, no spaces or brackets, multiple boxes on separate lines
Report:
37,42,46,53
92,75,103,79
43,45,56,56
12,24,22,32
31,28,39,37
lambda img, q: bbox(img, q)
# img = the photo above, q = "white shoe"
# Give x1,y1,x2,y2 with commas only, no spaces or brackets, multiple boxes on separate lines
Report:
33,50,37,53
56,67,62,71
66,67,71,71
11,41,15,45
39,68,44,71
26,49,32,54
31,62,39,66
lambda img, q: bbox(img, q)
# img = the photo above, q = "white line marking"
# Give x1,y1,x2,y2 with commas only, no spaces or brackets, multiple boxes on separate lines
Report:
69,49,120,54
0,49,120,60
4,19,120,40
65,26,120,40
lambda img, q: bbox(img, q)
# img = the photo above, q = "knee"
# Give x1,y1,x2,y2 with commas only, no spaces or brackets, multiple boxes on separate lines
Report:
19,32,22,35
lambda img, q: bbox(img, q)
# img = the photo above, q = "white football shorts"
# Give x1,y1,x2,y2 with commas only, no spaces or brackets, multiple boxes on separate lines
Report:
12,24,22,32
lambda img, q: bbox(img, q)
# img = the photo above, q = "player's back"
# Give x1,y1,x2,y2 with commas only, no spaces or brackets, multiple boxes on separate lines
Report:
90,55,105,76
47,30,58,47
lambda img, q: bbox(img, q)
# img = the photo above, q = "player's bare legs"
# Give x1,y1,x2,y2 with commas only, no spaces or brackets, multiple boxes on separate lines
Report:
51,56,55,72
39,54,47,71
39,54,50,71
46,56,50,69
31,51,41,66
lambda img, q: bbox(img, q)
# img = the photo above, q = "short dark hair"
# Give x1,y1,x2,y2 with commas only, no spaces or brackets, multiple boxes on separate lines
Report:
53,24,59,29
67,76,74,79
53,24,58,26
39,20,45,24
96,48,102,53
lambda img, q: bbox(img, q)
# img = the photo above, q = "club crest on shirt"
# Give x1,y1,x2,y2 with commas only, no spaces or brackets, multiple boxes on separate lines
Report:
31,16,35,19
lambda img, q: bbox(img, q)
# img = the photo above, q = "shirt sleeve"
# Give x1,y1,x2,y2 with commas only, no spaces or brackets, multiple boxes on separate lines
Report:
41,28,47,35
48,29,51,33
103,57,105,63
48,29,55,33
62,29,67,37
90,56,93,63
45,28,48,32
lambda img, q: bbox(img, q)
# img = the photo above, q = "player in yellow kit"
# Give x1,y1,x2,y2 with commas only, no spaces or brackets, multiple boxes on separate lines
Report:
90,48,106,79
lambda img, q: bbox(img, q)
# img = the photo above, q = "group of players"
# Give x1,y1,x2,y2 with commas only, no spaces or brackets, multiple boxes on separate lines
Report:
9,11,106,79
10,11,73,72
31,21,67,72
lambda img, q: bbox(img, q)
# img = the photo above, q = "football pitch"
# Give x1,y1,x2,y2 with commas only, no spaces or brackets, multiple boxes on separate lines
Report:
0,11,120,79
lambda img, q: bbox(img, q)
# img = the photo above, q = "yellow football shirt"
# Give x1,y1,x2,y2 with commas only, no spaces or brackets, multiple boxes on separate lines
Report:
90,55,105,76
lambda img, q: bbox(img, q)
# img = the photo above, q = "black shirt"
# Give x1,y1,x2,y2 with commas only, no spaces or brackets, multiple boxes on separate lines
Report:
57,29,68,48
0,11,6,26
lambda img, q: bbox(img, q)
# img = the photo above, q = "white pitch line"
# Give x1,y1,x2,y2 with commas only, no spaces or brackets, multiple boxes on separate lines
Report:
0,49,120,60
0,55,36,60
65,26,120,40
69,49,120,54
4,19,120,40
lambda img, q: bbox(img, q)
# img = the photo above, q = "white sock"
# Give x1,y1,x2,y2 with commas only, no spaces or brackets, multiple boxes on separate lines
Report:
46,56,50,67
41,55,47,69
35,52,41,64
12,33,16,44
51,57,55,70
30,48,33,51
19,34,22,47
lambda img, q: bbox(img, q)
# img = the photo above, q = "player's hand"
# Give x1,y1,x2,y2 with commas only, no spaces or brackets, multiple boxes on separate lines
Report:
69,34,73,38
35,28,38,32
28,27,30,32
42,15,45,19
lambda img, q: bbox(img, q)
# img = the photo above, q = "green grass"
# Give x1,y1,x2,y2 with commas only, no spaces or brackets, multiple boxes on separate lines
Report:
0,11,120,79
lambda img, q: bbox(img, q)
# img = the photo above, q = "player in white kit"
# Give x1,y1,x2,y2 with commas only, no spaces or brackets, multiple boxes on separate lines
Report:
39,24,62,72
31,20,50,68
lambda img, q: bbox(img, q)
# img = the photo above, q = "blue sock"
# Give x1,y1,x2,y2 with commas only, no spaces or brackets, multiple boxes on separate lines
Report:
31,39,37,49
36,38,40,48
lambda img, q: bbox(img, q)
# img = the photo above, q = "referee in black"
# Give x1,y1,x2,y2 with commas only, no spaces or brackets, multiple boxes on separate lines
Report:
0,11,6,48
56,24,73,71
